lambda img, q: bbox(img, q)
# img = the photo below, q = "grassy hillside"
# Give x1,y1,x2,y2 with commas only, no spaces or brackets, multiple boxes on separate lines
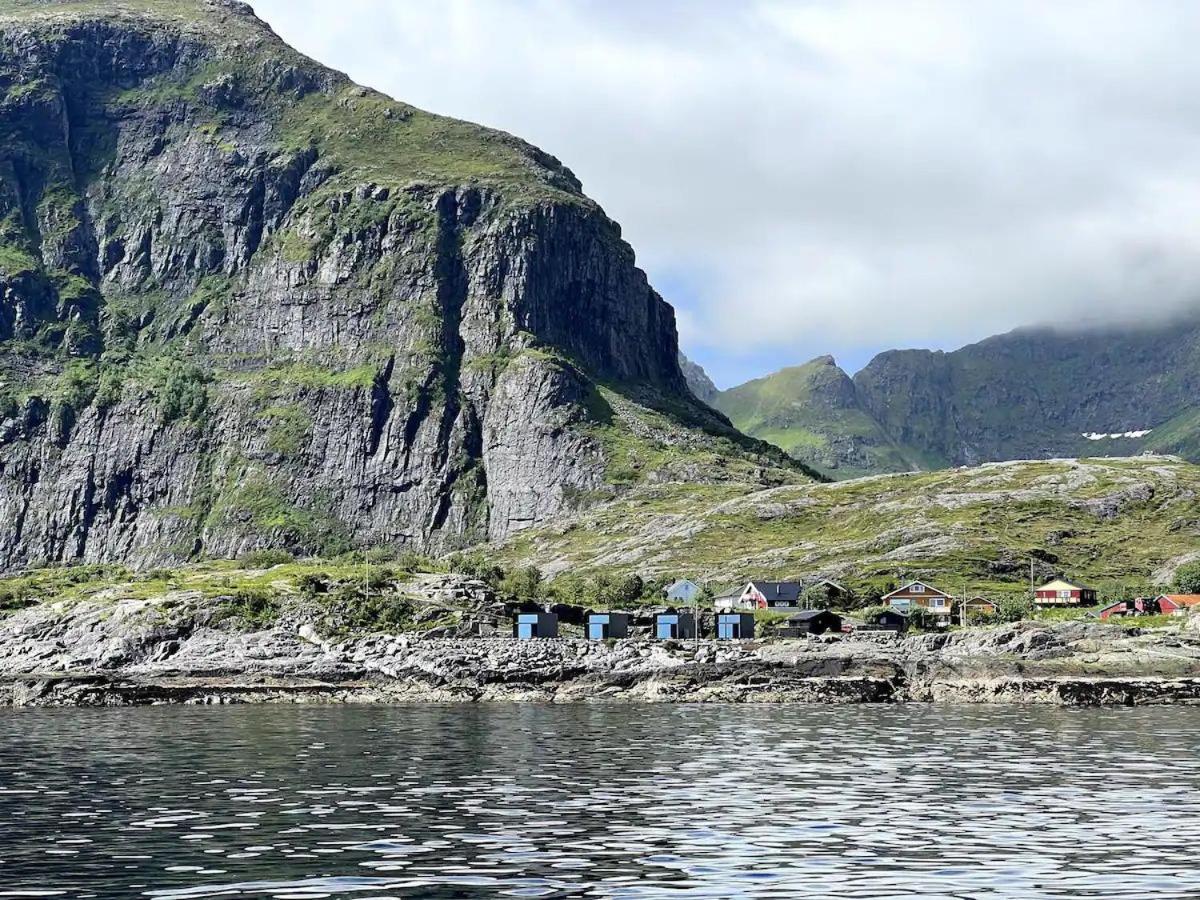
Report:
495,456,1200,601
714,356,922,479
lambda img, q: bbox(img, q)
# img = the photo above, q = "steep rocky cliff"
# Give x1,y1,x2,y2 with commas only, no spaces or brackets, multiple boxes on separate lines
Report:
853,317,1200,466
0,0,801,568
678,352,718,405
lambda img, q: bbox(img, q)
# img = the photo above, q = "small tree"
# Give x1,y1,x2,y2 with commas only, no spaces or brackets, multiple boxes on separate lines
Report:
906,605,939,631
861,585,885,608
501,566,544,603
1175,561,1200,594
617,574,645,605
801,584,830,609
995,595,1034,623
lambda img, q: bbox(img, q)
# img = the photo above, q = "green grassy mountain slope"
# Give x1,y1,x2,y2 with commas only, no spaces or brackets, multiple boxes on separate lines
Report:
497,455,1200,601
713,356,922,479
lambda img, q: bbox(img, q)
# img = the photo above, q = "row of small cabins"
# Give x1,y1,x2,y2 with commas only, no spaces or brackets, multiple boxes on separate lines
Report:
513,577,1200,640
515,608,842,641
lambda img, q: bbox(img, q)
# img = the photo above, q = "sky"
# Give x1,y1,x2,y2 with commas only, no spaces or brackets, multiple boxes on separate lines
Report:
253,0,1200,388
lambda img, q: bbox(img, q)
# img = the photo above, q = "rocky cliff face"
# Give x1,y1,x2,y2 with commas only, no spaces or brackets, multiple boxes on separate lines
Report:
0,0,797,568
721,313,1200,477
853,318,1200,466
678,352,718,405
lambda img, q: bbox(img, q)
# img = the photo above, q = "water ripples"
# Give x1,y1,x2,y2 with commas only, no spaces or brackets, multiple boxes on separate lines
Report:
0,705,1197,897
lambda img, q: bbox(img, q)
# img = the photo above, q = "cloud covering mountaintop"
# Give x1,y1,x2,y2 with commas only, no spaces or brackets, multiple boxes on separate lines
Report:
256,0,1200,386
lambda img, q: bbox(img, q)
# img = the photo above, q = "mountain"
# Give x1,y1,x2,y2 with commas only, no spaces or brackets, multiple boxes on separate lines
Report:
0,0,806,569
712,356,920,479
719,315,1200,478
678,352,718,404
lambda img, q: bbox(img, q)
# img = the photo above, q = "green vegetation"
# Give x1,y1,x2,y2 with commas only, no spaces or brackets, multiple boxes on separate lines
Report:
264,404,312,456
714,356,923,479
218,474,350,556
250,358,380,392
495,457,1200,606
1175,561,1200,594
0,242,39,276
276,87,575,199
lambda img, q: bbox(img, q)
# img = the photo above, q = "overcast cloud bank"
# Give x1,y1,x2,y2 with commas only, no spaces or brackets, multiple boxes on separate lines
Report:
255,0,1200,386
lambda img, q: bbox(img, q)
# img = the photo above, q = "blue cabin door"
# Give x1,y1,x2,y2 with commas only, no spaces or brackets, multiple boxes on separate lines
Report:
657,621,677,639
518,622,535,639
718,620,739,639
589,623,609,640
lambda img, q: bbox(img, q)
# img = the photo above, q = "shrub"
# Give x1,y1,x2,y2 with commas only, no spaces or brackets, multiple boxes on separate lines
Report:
237,548,295,568
501,565,543,603
297,573,328,597
365,566,396,591
996,595,1034,623
0,586,35,612
220,588,281,629
324,583,414,632
394,550,435,574
447,552,505,587
1175,562,1200,594
906,606,940,631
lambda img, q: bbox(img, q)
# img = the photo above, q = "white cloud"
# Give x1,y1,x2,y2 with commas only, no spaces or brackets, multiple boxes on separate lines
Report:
252,0,1200,383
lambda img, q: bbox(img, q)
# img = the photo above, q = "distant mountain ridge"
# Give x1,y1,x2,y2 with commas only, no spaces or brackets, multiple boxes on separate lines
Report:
711,313,1200,478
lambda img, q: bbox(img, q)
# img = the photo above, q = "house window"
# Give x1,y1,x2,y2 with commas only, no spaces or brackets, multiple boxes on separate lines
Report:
1058,590,1072,599
930,597,947,608
911,584,925,593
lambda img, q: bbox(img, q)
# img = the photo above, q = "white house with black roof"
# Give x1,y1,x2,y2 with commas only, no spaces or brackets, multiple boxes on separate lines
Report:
725,580,804,611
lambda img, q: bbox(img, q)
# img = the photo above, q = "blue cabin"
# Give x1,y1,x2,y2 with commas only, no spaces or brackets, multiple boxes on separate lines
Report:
513,611,558,640
655,609,697,640
587,612,630,640
716,612,755,640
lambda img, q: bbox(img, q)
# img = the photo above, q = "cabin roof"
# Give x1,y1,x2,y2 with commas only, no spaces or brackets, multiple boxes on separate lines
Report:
1159,594,1200,607
1036,578,1095,592
745,581,803,603
787,609,840,623
882,580,950,600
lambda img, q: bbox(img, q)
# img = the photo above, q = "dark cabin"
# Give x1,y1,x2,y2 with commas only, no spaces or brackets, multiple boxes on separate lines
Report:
656,608,697,640
777,609,843,637
866,608,908,633
716,612,755,640
587,612,631,640
513,610,558,640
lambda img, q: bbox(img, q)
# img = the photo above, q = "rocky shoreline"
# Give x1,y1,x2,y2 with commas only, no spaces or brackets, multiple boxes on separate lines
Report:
3,592,1200,706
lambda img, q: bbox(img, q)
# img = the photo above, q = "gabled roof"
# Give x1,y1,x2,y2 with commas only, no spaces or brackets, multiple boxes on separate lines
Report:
1158,594,1200,607
882,580,950,600
1036,578,1095,592
665,579,699,593
787,609,840,622
745,581,803,604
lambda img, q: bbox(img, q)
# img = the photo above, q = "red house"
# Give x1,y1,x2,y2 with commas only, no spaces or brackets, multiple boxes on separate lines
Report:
1098,598,1156,620
1033,578,1098,608
1156,594,1200,615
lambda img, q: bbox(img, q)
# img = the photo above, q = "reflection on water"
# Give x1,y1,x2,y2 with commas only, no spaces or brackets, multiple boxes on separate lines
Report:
0,704,1197,897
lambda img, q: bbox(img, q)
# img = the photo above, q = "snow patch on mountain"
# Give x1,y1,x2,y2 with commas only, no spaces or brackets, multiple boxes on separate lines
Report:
1082,430,1152,441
